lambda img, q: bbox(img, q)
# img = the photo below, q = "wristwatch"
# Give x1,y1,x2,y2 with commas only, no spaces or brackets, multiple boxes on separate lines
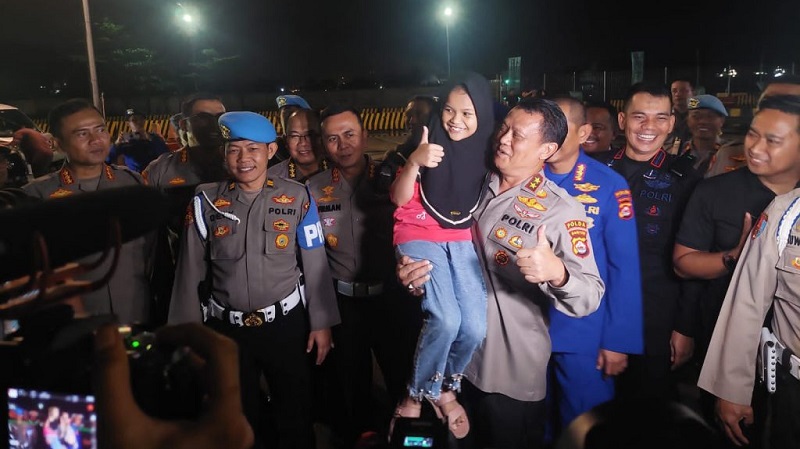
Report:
722,253,738,272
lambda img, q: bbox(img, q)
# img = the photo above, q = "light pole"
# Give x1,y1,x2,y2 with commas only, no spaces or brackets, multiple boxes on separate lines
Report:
80,0,100,109
718,66,737,95
443,6,453,80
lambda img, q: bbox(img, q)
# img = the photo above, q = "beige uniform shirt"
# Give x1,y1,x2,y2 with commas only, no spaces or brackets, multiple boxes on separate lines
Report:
306,157,396,283
268,158,329,183
22,164,154,324
464,172,605,402
698,188,800,404
706,140,747,178
168,177,340,330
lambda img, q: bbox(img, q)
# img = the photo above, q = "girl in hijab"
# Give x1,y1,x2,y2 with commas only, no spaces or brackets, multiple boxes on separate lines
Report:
390,71,495,440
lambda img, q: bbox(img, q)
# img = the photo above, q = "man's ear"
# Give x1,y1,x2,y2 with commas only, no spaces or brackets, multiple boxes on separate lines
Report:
267,142,278,160
539,142,560,160
618,112,626,131
578,123,593,145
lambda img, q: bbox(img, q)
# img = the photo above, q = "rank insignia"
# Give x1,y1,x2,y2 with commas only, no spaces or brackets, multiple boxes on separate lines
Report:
184,204,194,227
323,217,336,227
513,203,540,219
273,219,290,232
272,194,296,204
228,182,236,190
59,168,74,185
303,201,309,211
508,235,523,249
326,233,339,248
214,198,231,208
517,196,547,211
214,225,230,238
168,177,186,186
574,182,600,193
104,165,115,180
49,188,73,199
275,233,289,249
494,250,510,266
524,175,543,193
495,228,508,239
574,194,598,204
535,190,547,199
573,164,586,182
752,213,768,239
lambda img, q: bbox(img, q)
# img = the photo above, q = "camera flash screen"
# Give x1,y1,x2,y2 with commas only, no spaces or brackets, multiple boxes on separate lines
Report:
7,387,97,449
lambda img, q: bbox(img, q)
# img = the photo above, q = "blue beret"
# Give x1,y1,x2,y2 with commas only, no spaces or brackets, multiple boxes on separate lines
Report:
276,94,311,110
218,112,277,143
688,95,728,117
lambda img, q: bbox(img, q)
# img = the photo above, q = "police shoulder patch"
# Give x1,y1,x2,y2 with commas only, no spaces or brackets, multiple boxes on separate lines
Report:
752,213,768,240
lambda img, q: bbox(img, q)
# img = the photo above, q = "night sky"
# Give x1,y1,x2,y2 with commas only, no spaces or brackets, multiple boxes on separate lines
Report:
4,0,800,98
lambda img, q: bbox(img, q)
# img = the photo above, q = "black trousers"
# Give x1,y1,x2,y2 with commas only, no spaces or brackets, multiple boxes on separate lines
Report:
455,379,547,449
318,286,422,448
616,351,676,402
206,304,313,449
771,366,800,449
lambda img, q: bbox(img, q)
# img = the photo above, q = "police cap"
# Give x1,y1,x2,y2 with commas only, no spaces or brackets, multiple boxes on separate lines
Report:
218,111,277,143
688,95,728,117
276,94,311,110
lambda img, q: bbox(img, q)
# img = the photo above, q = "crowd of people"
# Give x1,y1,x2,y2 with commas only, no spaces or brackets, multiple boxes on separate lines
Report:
3,72,800,449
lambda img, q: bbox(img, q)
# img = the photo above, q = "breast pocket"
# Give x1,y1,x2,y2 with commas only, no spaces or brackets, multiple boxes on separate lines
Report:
776,246,800,305
264,218,297,255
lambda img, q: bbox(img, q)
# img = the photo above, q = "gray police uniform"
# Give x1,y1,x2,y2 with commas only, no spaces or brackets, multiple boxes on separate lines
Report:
22,164,154,324
460,172,604,448
698,188,800,447
306,157,423,446
705,141,747,178
267,157,329,183
168,176,340,449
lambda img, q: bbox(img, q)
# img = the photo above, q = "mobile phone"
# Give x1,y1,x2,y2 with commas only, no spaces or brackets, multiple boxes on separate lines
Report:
7,387,97,449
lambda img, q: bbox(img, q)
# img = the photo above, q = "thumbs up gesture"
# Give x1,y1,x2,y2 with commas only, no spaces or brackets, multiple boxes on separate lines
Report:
516,225,569,287
408,126,445,168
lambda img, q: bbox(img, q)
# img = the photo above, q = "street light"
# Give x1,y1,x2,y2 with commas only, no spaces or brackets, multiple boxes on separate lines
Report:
443,6,453,79
80,0,100,109
717,66,737,95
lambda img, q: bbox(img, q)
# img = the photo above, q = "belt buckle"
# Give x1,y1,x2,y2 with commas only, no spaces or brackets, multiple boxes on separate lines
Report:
354,283,368,297
243,312,264,327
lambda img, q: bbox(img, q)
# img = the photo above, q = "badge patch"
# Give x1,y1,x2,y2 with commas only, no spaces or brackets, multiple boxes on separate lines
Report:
168,177,186,185
184,204,194,227
273,219,290,232
494,250,510,266
513,203,540,219
214,225,230,238
49,188,73,198
517,196,547,211
318,186,338,203
645,223,660,235
792,257,800,270
568,229,590,258
535,190,547,199
326,233,339,248
508,236,523,249
323,217,336,227
647,205,660,216
214,198,231,208
574,182,600,193
752,213,768,239
574,194,598,204
273,194,296,204
220,124,231,140
615,189,633,220
275,233,289,249
495,228,508,239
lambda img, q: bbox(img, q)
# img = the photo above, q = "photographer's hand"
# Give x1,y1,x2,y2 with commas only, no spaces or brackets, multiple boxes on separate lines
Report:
93,323,253,449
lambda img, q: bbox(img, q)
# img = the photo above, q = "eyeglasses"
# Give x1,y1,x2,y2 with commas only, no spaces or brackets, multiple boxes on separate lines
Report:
286,132,317,144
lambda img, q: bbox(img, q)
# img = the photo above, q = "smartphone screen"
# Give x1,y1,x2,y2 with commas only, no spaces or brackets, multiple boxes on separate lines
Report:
7,387,97,449
403,435,434,447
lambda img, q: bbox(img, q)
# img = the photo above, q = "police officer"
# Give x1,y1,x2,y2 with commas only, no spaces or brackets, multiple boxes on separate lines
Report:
23,99,154,325
399,98,605,449
272,94,313,166
307,104,423,447
673,95,728,175
107,109,170,173
698,186,800,448
543,96,644,433
596,82,702,402
168,111,340,449
268,108,328,182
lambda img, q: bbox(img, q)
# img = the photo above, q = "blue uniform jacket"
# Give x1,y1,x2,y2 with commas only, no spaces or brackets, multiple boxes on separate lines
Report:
545,151,644,355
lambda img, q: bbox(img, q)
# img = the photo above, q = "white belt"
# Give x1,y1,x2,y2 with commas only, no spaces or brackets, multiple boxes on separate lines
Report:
774,338,800,381
206,285,303,327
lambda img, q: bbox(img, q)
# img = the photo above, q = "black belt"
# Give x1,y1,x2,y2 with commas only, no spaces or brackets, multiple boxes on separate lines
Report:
334,279,383,297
